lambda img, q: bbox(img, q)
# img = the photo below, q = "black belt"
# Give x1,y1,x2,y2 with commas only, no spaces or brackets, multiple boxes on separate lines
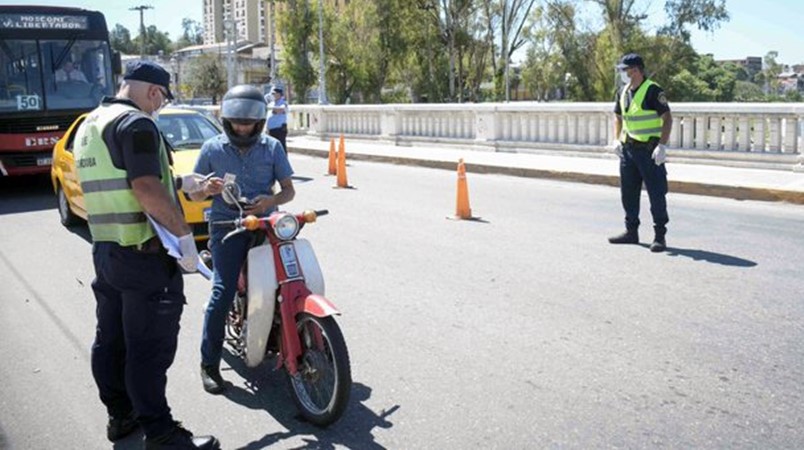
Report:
624,136,658,147
123,236,162,253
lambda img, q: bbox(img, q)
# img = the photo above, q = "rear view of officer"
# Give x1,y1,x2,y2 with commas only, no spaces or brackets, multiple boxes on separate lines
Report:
608,53,673,252
74,61,220,449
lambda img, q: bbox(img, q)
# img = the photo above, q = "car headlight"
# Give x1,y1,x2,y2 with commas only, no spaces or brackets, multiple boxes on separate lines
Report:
273,213,299,240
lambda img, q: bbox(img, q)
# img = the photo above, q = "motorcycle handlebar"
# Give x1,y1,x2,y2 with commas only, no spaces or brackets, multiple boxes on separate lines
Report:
314,209,329,217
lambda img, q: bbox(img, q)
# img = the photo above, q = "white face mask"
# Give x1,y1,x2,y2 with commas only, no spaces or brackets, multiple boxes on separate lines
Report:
620,70,631,85
151,95,162,121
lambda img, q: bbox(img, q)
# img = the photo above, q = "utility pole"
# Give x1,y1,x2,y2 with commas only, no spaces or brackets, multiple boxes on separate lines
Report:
129,5,153,59
269,0,276,83
316,0,327,104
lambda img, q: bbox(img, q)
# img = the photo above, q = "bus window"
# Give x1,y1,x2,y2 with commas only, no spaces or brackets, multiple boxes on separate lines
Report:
42,39,114,110
0,40,44,112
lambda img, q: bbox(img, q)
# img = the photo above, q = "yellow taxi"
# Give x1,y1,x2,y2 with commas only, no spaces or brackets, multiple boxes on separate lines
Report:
50,106,221,240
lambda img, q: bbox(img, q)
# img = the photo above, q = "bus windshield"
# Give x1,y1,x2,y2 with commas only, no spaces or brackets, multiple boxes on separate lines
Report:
0,38,114,113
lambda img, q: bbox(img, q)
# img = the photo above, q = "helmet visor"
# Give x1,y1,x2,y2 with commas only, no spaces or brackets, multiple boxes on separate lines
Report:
221,98,267,121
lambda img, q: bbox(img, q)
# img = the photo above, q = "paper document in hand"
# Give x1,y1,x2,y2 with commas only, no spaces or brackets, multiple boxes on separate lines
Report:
146,215,212,279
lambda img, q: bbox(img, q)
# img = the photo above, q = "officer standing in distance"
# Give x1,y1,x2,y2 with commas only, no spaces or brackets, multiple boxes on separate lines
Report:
608,53,673,252
74,61,220,449
265,85,288,153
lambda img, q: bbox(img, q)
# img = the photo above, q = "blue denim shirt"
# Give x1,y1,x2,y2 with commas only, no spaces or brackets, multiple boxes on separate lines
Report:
266,97,288,130
194,133,293,222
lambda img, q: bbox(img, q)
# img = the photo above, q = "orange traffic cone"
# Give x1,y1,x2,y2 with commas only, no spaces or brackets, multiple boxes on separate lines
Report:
450,159,474,220
334,135,353,189
326,138,337,175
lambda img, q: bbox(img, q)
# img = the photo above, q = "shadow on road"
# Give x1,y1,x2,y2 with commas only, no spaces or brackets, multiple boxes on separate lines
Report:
0,174,56,215
659,246,758,267
66,223,92,244
221,351,398,450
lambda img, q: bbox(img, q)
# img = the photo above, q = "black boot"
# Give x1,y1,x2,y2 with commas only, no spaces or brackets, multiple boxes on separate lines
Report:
200,364,226,394
144,422,220,450
608,228,639,244
650,226,667,252
107,410,139,442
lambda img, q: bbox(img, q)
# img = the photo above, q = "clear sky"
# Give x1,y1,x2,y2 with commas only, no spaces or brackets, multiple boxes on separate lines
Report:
3,0,802,65
687,0,804,64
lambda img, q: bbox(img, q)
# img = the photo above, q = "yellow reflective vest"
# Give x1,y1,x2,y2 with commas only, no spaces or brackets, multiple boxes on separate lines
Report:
74,102,174,246
620,79,663,143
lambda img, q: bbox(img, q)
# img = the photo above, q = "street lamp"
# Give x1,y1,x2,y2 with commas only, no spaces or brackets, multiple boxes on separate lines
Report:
170,54,182,103
223,15,237,89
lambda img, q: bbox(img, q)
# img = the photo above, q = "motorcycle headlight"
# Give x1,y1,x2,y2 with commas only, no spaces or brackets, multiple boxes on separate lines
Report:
273,213,299,240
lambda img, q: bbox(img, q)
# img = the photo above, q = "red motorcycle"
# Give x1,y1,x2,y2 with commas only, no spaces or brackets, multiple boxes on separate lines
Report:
202,182,351,426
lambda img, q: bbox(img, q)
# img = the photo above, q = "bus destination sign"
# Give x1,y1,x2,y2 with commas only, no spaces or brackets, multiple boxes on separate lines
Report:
0,14,88,30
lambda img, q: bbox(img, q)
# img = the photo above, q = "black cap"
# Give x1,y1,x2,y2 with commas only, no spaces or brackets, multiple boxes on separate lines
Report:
123,61,174,100
616,53,644,70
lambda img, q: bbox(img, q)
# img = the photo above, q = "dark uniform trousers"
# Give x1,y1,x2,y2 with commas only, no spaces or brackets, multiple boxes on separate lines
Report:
620,139,669,231
90,239,185,439
269,124,288,153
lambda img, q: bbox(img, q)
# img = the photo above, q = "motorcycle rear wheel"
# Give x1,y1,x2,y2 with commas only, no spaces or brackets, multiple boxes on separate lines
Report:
286,313,351,426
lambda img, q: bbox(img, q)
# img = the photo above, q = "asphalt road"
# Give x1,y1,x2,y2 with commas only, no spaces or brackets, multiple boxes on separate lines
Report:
1,155,803,450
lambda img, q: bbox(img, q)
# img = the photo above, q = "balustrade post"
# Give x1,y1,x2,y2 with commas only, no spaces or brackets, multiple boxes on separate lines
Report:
474,106,499,148
783,115,798,154
695,116,707,150
753,117,766,152
710,116,722,151
309,107,326,136
738,116,750,151
722,116,736,151
669,116,681,148
769,117,782,152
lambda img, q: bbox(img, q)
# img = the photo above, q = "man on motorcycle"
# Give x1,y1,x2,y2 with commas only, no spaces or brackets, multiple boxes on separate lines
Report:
189,85,295,394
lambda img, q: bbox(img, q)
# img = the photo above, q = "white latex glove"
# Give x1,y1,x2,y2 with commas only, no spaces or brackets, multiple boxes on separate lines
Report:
180,173,208,194
652,143,667,166
608,139,623,158
177,234,198,273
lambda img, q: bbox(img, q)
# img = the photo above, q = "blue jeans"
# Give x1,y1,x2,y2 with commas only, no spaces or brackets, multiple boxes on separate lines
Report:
620,141,669,230
200,229,253,367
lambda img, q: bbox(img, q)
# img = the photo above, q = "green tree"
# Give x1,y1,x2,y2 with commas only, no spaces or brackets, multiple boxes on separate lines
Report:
756,51,783,95
132,25,172,56
109,24,137,54
320,0,386,103
174,18,204,51
666,54,735,101
278,0,316,102
185,54,227,104
520,5,566,100
733,80,764,102
660,0,729,42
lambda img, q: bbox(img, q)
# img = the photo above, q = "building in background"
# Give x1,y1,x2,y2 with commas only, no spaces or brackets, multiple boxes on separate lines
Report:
716,56,763,77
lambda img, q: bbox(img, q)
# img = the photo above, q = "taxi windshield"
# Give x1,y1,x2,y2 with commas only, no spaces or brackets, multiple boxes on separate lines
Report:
158,112,221,150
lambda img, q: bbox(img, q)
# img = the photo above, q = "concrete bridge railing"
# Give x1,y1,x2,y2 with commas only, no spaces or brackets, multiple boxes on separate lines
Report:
287,102,804,171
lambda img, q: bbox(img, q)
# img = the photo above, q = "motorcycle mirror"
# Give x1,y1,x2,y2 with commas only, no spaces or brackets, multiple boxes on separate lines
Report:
221,182,241,206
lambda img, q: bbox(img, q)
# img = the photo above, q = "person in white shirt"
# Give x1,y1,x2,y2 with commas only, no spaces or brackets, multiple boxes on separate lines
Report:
55,60,88,83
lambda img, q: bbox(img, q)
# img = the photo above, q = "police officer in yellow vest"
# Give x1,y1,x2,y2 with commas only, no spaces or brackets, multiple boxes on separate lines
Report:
608,53,673,252
74,61,220,450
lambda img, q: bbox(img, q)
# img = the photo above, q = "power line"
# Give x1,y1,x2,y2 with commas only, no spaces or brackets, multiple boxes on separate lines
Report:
129,5,154,58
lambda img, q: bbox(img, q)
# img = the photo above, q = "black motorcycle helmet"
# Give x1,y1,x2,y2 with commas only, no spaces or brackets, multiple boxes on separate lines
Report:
220,84,267,148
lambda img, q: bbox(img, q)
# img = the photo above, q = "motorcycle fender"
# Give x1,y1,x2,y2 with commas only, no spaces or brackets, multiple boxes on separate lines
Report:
303,294,341,318
294,239,325,296
245,244,277,368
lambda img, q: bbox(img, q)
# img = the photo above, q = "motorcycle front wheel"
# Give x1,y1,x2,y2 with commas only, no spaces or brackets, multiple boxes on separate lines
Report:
286,313,351,426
